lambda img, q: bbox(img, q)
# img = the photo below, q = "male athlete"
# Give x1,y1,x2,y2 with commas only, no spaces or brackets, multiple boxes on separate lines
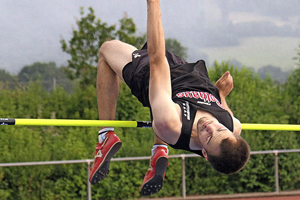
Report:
89,0,250,196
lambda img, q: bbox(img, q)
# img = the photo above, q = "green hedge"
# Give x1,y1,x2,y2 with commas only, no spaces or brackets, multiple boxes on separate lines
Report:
0,65,300,199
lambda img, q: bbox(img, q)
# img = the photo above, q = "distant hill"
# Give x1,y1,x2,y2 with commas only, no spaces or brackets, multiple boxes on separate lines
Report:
226,60,289,83
257,65,289,83
0,62,77,92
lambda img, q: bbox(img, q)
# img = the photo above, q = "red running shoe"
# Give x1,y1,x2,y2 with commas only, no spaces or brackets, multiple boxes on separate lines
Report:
89,131,122,184
141,146,169,196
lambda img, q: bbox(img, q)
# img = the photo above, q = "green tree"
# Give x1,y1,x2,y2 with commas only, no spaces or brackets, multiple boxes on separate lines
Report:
60,7,190,89
283,43,300,124
293,43,300,67
283,68,300,124
0,69,14,82
60,7,146,88
1,64,300,198
115,15,146,47
192,61,300,194
0,69,15,89
165,38,188,60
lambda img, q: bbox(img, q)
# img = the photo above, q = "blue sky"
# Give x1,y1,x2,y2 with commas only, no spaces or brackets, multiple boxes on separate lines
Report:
1,0,300,74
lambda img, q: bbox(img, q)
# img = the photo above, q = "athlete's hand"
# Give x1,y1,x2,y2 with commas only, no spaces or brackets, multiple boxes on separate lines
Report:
215,71,233,98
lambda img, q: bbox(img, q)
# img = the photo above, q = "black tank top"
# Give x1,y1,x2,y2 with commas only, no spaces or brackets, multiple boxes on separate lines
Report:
169,61,233,156
126,43,233,156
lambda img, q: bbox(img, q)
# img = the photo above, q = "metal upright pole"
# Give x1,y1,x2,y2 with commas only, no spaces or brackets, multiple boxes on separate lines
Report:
274,151,279,194
87,161,92,200
181,155,186,199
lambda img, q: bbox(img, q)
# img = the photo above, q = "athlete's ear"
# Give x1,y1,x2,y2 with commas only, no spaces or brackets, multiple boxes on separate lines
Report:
202,148,208,161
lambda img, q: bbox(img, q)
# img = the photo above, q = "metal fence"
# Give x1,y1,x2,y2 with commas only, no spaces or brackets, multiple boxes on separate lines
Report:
1,149,300,200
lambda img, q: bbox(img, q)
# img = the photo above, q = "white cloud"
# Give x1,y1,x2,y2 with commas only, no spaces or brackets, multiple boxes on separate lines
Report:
0,0,299,74
201,37,300,70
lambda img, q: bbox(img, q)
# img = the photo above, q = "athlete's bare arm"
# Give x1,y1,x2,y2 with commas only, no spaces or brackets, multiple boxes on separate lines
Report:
147,0,181,142
215,71,242,135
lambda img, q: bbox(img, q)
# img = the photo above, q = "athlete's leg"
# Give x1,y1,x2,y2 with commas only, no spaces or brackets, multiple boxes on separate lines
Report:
89,40,137,184
154,135,167,145
97,40,137,122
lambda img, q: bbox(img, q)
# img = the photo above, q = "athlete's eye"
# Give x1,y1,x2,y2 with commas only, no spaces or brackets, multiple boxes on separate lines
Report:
206,136,212,144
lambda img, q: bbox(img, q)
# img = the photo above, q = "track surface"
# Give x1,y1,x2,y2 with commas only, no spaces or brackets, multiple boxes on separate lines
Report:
139,192,300,200
224,196,300,200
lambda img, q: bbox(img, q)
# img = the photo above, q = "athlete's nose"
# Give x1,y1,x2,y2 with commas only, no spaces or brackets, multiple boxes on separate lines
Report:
206,124,214,135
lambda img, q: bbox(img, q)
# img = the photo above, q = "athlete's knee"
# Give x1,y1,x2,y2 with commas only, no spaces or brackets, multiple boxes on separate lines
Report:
98,41,110,59
99,40,122,58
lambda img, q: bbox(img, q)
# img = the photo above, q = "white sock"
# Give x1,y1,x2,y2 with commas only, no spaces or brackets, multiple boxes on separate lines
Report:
98,127,114,143
151,144,169,156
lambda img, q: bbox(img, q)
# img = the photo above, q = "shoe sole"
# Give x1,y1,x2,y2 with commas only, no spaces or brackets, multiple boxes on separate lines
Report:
90,141,122,184
141,156,168,196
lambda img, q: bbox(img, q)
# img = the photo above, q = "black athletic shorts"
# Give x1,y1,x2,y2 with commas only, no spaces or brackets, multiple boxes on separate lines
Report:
122,43,187,108
122,48,151,108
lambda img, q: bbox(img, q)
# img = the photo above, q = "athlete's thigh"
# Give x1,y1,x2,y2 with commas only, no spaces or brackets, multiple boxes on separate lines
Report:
100,40,137,80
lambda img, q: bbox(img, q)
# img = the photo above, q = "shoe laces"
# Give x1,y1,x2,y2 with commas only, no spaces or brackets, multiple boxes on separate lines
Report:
92,142,102,156
92,133,111,156
147,156,156,171
147,165,153,172
90,143,100,170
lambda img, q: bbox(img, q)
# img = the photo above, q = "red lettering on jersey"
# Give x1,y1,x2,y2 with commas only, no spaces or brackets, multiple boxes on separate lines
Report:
175,91,224,109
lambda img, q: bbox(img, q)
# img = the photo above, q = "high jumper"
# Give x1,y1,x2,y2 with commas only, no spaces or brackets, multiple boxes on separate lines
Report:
89,0,250,196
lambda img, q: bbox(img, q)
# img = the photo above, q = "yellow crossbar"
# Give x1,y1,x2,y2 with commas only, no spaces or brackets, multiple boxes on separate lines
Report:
1,118,300,131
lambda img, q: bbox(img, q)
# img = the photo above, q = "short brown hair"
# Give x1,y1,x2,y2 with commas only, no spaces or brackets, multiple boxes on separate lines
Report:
207,134,250,174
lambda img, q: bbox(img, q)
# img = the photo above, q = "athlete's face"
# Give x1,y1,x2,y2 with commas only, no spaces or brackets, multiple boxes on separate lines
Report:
197,117,236,160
